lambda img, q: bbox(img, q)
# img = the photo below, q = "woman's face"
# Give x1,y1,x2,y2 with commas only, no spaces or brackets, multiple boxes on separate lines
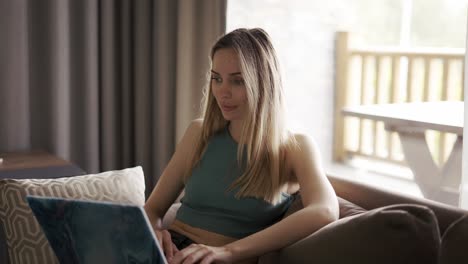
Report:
211,48,248,121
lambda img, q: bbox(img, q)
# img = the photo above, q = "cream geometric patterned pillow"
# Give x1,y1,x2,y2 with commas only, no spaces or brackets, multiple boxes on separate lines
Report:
0,166,146,264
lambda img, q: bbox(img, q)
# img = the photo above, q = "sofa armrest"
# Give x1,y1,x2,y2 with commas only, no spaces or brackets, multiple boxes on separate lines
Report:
328,174,468,234
0,164,85,180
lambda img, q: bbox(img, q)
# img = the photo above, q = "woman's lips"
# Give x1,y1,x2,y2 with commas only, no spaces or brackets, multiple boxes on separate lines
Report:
221,105,237,112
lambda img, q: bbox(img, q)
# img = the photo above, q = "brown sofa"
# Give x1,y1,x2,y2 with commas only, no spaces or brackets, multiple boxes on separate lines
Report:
162,174,468,264
2,170,467,264
318,175,467,264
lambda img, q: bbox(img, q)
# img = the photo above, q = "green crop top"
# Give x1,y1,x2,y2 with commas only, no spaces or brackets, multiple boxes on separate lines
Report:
175,127,295,239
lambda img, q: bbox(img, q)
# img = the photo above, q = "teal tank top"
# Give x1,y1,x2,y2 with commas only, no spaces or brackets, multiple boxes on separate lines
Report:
175,127,295,239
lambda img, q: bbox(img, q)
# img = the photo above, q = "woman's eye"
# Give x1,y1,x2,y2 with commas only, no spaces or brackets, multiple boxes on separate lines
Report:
232,79,244,86
211,76,222,83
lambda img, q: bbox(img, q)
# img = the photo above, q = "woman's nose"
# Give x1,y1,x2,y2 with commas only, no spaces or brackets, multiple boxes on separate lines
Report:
220,83,231,98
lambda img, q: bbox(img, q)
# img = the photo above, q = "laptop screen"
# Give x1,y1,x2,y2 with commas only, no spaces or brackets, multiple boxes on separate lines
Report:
27,196,167,264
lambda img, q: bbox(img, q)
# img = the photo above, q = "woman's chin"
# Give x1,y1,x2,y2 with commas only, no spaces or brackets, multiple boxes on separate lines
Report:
221,113,241,121
222,115,233,121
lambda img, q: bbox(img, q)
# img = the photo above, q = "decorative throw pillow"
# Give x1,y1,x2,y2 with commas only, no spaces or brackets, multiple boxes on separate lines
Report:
0,166,145,264
337,197,367,218
278,204,440,264
439,215,468,264
258,194,367,264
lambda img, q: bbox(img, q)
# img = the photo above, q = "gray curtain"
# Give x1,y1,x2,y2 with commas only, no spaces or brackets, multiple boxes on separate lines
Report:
0,0,226,195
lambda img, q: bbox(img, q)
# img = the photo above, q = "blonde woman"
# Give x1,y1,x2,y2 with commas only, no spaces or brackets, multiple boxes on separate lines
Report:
144,28,339,264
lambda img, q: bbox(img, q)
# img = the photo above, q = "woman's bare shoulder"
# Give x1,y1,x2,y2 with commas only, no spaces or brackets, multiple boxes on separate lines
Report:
285,132,317,152
179,119,203,145
284,131,321,170
187,118,204,133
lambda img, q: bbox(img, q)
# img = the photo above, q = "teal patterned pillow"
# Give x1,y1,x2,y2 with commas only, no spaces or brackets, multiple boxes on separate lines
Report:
0,166,145,264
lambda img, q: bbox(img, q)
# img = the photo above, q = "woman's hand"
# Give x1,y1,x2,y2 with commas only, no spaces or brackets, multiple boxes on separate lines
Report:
169,244,235,264
154,229,179,260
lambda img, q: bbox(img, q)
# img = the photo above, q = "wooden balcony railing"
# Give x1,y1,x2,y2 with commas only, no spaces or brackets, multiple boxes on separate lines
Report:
334,32,464,167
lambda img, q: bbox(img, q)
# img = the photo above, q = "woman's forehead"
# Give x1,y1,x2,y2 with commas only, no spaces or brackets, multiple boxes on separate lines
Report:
212,48,241,74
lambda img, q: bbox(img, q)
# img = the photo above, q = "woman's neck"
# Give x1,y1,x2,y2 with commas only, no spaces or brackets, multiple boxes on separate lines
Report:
228,120,243,143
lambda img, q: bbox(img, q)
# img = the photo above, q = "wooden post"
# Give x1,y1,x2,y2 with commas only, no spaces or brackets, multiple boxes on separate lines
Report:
459,8,468,208
388,56,400,160
333,32,349,162
439,59,450,165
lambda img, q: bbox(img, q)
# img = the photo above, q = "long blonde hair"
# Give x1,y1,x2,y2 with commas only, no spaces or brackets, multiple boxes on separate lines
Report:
186,28,292,204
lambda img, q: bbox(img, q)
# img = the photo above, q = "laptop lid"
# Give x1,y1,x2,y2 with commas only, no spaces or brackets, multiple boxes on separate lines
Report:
26,196,168,264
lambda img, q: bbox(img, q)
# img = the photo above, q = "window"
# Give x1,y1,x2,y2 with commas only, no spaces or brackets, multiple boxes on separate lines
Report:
227,0,467,203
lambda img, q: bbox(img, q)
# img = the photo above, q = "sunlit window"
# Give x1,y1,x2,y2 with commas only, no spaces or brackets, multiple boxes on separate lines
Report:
227,0,467,201
227,0,467,162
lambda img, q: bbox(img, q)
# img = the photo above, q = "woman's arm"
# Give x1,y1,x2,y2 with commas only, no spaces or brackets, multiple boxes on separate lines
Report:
144,119,202,223
144,119,203,259
227,133,338,260
171,133,339,264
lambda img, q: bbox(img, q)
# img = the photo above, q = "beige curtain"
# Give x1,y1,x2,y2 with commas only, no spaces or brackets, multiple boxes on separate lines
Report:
175,1,227,142
0,0,226,195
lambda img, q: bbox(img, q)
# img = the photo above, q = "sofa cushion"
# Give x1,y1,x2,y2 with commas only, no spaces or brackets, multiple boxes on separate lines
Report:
0,166,145,264
278,204,440,264
439,214,468,264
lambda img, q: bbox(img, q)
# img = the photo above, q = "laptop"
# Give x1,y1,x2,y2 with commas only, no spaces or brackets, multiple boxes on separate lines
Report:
26,196,168,264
